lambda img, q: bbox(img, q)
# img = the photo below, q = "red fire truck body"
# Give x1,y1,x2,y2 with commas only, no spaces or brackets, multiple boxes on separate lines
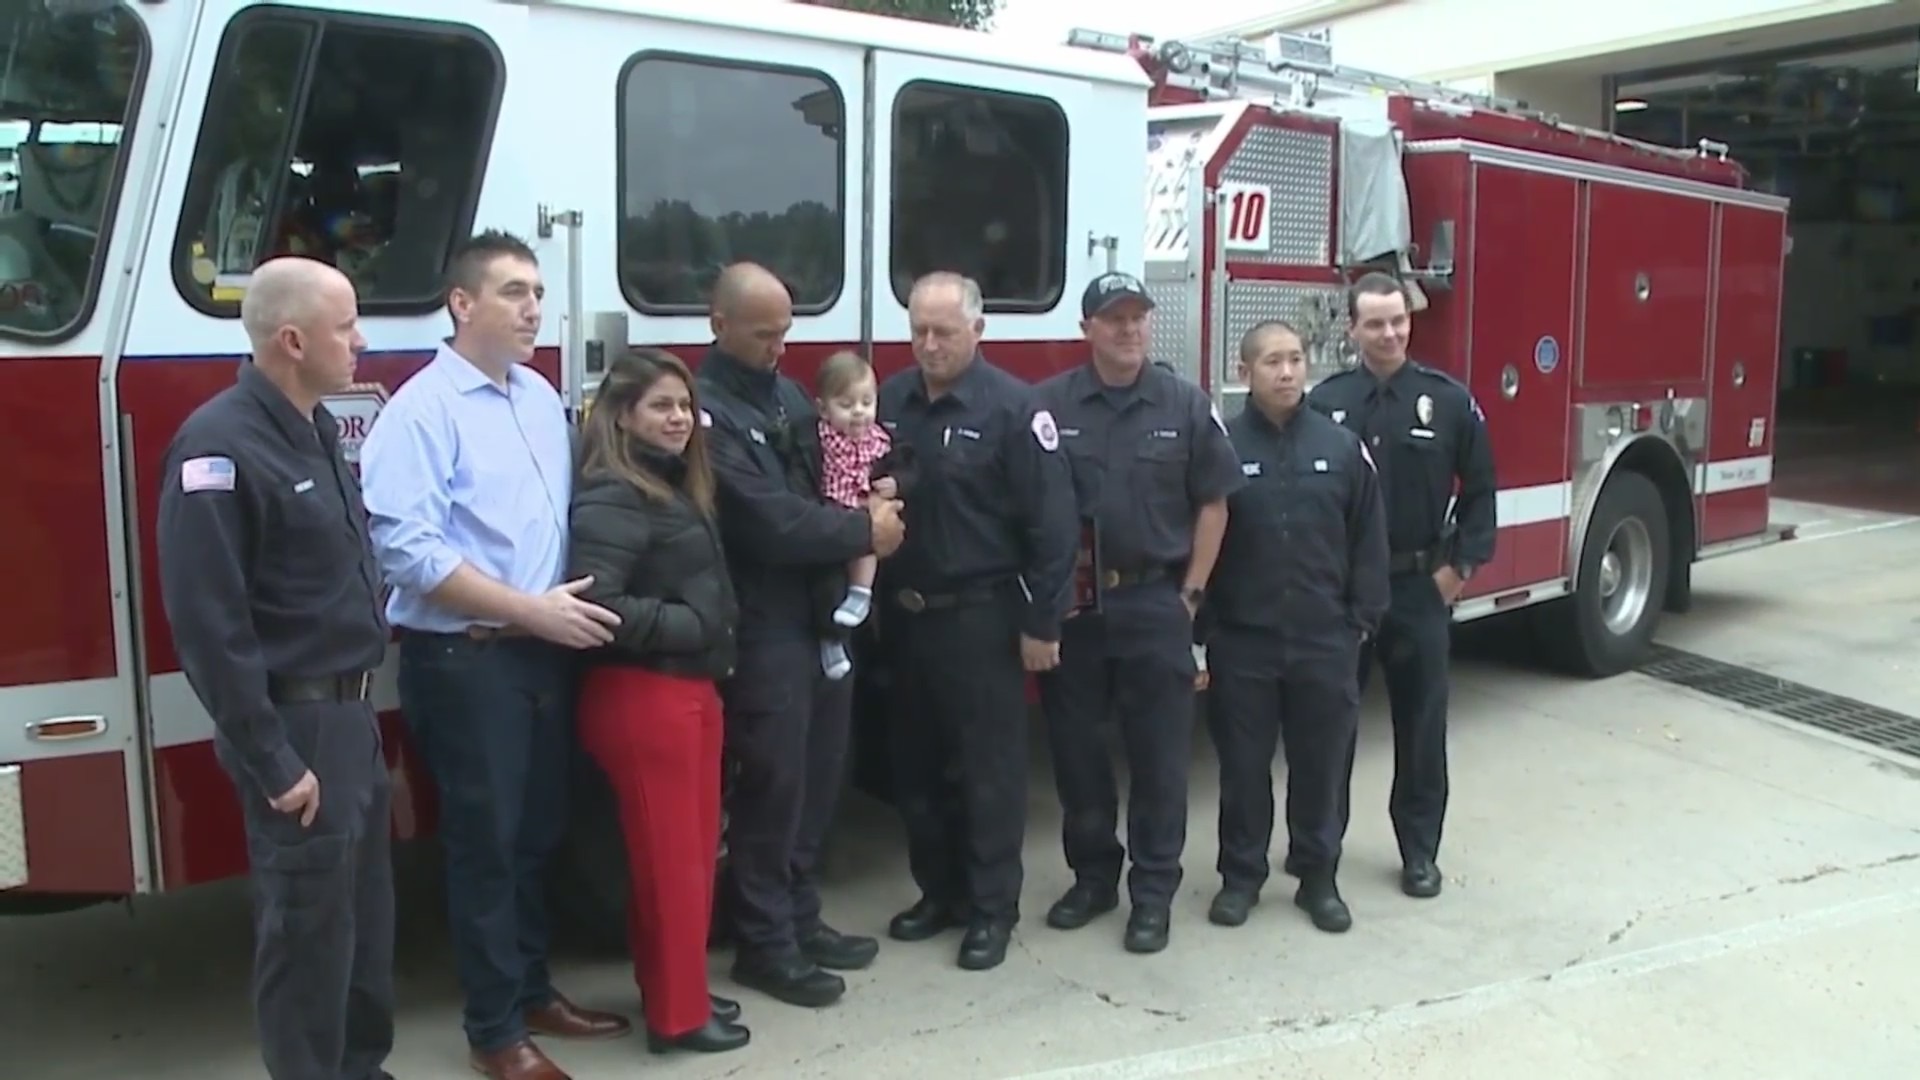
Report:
0,1,1787,913
1086,28,1794,677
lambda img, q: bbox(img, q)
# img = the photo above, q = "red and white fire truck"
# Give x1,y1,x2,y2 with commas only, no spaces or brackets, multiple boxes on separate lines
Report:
0,0,1789,919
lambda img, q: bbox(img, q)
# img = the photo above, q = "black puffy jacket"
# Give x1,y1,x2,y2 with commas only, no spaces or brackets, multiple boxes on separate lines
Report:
566,445,738,679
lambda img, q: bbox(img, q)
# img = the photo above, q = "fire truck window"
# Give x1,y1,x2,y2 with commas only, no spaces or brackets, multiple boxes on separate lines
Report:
171,11,501,316
617,55,845,313
0,4,146,342
889,81,1068,313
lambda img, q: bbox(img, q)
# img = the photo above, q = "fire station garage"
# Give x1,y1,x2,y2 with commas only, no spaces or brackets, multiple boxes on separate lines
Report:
1606,29,1920,516
1222,1,1920,516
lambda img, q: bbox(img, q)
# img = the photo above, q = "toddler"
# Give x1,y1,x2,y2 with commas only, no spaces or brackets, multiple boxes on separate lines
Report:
815,350,893,679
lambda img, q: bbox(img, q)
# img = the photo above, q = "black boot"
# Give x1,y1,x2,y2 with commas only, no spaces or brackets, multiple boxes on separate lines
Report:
800,923,880,970
1045,883,1119,930
1208,886,1259,927
1122,906,1170,954
1293,874,1352,933
730,951,846,1008
889,898,966,942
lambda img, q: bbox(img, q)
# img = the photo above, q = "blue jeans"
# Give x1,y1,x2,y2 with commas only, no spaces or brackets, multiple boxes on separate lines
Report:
397,632,574,1053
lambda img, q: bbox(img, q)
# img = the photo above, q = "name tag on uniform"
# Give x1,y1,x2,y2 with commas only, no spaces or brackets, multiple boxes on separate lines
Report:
956,427,982,440
1241,461,1262,476
1150,429,1179,439
1409,428,1436,439
293,479,315,493
1313,459,1328,472
1060,427,1081,437
881,420,897,431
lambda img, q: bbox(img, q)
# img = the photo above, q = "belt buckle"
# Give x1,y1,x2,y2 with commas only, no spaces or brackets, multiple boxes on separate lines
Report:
897,588,926,614
1100,569,1121,589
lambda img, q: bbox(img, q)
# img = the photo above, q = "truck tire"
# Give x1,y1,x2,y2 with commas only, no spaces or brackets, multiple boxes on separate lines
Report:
547,753,631,957
1544,469,1670,678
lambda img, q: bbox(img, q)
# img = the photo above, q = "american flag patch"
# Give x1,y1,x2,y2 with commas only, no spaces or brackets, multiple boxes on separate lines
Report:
181,455,236,493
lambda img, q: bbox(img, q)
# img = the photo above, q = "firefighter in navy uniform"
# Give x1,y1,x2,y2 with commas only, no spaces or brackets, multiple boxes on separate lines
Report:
154,258,396,1080
695,262,906,1009
1202,320,1389,934
876,271,1079,972
1034,271,1244,954
1307,272,1497,899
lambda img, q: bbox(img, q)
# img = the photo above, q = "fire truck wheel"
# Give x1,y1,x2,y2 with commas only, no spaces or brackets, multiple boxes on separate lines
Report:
1550,469,1670,678
547,755,632,957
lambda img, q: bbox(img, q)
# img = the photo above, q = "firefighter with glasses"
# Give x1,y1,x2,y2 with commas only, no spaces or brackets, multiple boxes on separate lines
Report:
1307,271,1497,899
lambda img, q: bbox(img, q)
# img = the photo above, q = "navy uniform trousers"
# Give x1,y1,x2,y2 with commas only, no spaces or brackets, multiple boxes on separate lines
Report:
220,697,395,1080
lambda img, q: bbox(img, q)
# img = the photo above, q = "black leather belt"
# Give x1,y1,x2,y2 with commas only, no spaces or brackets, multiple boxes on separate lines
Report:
1388,549,1433,575
1099,565,1173,589
267,671,374,705
893,584,1003,614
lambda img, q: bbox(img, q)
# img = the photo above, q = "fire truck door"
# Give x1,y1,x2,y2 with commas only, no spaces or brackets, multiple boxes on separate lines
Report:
1464,163,1581,591
110,0,532,891
1701,203,1787,546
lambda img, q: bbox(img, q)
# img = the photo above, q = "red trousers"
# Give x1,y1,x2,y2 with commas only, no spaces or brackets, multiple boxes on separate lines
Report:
577,664,723,1036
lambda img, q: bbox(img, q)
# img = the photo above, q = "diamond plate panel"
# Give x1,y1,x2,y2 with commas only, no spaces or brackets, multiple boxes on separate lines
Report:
1222,280,1354,388
1144,266,1199,385
1146,120,1213,261
0,765,25,890
1219,125,1334,266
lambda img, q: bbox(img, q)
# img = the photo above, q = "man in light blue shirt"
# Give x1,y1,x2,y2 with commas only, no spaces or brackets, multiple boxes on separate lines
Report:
360,230,629,1080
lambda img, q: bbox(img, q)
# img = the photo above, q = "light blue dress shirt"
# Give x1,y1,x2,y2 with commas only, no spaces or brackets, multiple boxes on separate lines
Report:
360,342,573,633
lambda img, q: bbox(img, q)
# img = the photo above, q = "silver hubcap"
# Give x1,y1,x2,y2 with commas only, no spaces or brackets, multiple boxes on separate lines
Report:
1597,516,1654,636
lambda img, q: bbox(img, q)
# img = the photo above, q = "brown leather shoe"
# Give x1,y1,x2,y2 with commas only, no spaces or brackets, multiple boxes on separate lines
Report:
468,1040,570,1080
525,991,632,1040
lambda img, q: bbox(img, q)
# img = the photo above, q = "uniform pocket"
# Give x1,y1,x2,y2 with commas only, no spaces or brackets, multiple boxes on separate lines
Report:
248,827,353,940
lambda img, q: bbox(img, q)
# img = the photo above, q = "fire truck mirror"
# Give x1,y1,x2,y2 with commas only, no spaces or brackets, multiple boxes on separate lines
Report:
1634,272,1652,302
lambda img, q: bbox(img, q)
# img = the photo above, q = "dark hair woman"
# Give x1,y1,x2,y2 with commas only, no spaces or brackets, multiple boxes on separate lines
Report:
566,347,748,1055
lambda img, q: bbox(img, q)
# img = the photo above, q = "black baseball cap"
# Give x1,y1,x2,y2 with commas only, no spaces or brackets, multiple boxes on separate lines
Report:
1081,272,1156,319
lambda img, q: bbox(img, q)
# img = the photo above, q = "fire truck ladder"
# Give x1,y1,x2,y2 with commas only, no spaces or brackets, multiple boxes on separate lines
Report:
1066,26,1733,165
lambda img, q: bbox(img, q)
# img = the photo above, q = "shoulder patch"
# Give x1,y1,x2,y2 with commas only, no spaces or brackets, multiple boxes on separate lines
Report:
699,408,713,428
1031,409,1060,452
180,455,236,493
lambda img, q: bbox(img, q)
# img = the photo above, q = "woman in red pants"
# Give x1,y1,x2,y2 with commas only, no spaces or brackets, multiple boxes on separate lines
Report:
567,347,748,1055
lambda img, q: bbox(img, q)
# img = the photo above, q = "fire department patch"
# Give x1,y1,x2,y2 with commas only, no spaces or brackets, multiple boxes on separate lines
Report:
1416,394,1434,426
1032,409,1060,451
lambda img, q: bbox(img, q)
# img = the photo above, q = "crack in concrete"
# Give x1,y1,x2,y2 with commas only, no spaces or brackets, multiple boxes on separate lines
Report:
1559,849,1920,970
1012,937,1191,1023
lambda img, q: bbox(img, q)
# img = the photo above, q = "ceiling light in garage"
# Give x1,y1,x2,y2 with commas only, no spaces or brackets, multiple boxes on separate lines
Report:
1614,98,1650,112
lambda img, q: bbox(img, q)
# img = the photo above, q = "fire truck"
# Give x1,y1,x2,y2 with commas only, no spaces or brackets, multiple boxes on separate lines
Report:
0,0,1788,929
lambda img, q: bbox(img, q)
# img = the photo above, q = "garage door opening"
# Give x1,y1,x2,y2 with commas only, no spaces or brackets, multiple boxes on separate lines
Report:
1613,33,1920,517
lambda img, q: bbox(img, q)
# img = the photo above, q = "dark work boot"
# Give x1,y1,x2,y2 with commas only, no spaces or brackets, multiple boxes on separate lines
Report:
888,898,966,942
957,919,1012,971
1122,906,1170,954
799,923,880,971
1208,885,1259,927
1293,874,1353,933
730,952,845,1009
1045,882,1119,930
1402,859,1443,899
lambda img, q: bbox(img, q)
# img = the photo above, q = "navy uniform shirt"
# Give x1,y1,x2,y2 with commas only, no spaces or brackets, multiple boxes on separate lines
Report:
697,346,872,641
1308,360,1497,572
1034,360,1245,574
155,362,389,799
1205,402,1390,659
877,354,1080,641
